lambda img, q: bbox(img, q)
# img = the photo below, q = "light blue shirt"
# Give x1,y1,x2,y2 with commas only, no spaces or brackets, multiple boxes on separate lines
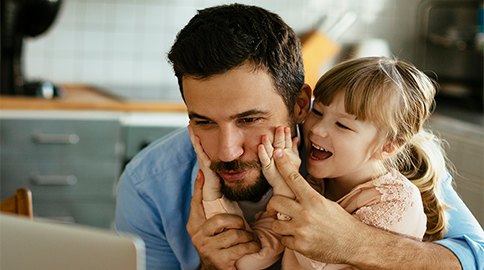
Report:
115,127,484,270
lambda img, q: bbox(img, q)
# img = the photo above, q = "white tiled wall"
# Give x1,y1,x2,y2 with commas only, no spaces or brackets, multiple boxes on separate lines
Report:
24,0,422,100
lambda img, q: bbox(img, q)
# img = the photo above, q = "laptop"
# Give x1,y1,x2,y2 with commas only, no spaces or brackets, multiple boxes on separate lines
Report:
0,214,145,270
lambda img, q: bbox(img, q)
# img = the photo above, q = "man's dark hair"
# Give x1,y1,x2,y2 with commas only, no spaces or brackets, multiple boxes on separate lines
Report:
167,3,305,115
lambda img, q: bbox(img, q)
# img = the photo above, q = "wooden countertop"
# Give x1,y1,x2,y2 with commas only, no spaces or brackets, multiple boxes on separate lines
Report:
0,85,187,112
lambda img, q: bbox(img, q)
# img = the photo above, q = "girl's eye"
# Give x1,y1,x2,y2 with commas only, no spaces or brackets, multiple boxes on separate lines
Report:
337,122,350,130
311,108,323,117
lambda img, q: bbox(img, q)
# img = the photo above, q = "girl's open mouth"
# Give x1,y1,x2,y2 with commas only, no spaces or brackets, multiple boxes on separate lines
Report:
310,143,333,160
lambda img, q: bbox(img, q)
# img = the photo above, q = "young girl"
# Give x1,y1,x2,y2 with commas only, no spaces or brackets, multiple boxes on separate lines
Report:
190,56,449,269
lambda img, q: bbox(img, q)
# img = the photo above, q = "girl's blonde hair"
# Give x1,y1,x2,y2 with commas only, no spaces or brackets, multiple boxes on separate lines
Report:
313,57,448,241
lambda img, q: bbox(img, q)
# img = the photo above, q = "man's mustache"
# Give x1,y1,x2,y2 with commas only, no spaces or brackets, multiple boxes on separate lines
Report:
209,159,261,173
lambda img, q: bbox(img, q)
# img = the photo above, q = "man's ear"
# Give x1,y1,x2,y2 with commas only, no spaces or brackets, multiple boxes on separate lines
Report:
294,83,312,125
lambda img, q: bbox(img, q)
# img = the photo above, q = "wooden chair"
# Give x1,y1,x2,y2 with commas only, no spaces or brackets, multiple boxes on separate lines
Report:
0,188,33,218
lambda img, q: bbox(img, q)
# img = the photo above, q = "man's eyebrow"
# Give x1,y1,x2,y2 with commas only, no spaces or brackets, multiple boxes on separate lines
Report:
230,109,270,119
188,109,270,120
188,112,210,120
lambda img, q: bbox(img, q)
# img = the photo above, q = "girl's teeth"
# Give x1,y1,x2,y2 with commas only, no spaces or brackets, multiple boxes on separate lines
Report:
312,144,325,151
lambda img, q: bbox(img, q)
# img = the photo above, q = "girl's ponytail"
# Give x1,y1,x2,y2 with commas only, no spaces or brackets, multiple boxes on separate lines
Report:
399,129,449,241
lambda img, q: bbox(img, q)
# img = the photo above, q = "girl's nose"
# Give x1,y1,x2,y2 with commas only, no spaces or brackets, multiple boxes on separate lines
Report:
311,120,329,138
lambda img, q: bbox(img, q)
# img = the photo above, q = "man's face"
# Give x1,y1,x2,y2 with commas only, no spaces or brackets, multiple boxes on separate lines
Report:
184,63,294,202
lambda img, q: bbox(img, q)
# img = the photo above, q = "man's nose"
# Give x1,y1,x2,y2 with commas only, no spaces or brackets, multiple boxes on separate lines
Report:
217,126,244,162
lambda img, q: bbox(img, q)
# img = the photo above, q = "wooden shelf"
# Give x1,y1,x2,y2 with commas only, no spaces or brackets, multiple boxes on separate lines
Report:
0,85,187,112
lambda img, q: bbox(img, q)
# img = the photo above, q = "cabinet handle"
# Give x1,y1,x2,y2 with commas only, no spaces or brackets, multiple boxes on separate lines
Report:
32,134,80,144
30,175,78,186
41,216,76,224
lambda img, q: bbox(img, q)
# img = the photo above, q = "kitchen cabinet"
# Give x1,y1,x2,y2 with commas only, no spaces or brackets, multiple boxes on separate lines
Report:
0,86,188,228
0,111,123,228
429,114,484,228
120,112,189,165
0,109,189,229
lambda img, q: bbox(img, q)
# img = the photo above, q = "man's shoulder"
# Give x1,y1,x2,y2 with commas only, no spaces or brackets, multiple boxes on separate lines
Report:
124,127,197,184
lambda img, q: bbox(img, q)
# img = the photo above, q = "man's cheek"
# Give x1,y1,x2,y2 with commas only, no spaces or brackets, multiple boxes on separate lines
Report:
196,136,216,160
246,132,269,150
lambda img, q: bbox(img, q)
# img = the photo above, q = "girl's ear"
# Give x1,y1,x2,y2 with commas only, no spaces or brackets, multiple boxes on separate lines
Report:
294,84,312,125
375,142,400,160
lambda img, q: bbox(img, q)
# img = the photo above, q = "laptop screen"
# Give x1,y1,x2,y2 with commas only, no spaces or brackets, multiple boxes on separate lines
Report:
0,214,145,270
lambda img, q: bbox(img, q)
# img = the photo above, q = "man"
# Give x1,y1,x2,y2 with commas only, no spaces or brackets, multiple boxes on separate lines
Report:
115,4,484,270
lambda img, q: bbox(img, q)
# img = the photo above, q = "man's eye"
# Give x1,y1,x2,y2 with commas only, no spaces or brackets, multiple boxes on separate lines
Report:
239,118,259,123
194,120,212,125
311,108,323,117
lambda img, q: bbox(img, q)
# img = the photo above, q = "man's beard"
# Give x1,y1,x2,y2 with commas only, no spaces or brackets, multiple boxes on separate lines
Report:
210,159,271,203
208,118,297,202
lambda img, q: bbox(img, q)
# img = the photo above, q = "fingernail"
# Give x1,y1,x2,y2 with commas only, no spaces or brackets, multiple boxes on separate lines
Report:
275,149,283,158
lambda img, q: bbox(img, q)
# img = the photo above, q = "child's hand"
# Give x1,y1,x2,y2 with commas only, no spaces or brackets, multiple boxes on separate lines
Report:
188,125,222,201
258,126,300,199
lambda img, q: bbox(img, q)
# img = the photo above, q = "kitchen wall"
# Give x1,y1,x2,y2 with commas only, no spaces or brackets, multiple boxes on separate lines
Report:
24,0,422,100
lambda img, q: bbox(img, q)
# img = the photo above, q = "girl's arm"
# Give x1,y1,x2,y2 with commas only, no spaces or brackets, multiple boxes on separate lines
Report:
203,198,284,270
190,125,284,270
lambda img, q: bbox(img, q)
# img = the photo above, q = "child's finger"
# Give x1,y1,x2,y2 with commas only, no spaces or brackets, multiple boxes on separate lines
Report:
273,126,285,149
193,136,202,155
284,126,292,149
192,134,203,156
188,125,196,146
292,137,299,153
261,135,274,158
190,133,211,171
189,125,206,161
258,144,271,169
194,137,210,165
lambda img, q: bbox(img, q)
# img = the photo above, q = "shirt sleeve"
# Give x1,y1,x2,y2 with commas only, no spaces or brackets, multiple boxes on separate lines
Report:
351,177,427,240
115,170,181,270
435,171,484,270
203,197,284,270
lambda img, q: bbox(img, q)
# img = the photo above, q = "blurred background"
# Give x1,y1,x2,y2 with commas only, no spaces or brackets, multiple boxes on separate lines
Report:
20,0,480,101
1,0,483,229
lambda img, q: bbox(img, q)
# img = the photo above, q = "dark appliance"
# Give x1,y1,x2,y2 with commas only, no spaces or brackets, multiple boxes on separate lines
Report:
417,0,483,111
1,0,63,98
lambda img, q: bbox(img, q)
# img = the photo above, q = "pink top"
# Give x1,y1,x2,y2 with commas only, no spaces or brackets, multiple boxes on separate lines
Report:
202,168,427,270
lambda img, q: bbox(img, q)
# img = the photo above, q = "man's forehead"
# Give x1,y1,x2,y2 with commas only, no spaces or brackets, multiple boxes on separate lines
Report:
182,63,288,119
181,64,279,94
